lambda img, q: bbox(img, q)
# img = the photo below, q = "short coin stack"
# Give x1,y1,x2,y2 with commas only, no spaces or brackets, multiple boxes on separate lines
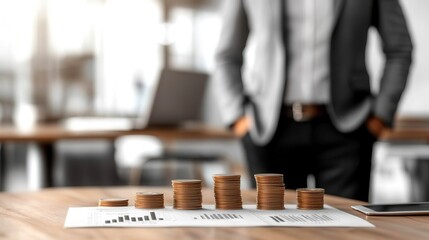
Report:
296,188,325,210
98,198,129,207
213,174,242,210
135,192,164,209
172,179,202,210
255,174,285,210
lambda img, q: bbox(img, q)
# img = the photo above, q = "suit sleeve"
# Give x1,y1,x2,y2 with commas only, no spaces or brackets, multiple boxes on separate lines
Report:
372,0,413,127
212,0,249,127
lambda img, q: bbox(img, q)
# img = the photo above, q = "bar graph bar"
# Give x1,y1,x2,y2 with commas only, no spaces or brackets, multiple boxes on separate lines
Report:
150,212,157,220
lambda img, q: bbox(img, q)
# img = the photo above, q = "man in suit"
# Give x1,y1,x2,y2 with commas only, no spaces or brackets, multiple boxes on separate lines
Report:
213,0,413,201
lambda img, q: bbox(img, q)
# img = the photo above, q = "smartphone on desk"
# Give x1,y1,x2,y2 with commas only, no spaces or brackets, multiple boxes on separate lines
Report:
352,202,429,216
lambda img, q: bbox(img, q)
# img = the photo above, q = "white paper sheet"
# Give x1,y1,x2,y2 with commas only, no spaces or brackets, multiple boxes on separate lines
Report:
64,205,373,228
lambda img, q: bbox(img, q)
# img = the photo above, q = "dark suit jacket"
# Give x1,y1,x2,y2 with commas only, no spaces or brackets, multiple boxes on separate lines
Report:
213,0,413,145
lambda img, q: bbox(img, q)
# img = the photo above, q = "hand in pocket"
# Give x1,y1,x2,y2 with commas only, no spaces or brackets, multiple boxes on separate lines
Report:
366,116,387,139
233,116,251,138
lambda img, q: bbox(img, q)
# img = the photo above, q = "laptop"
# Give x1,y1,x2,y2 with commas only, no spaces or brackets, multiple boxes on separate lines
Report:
138,69,208,127
63,69,208,131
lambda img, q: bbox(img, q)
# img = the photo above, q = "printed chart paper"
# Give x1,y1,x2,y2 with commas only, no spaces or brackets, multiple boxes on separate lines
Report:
64,205,373,228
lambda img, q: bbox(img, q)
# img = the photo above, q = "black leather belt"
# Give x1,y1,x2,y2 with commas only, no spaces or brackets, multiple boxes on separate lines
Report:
283,103,327,122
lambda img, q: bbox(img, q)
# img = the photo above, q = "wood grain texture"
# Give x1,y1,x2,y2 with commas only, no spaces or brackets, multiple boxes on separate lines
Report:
380,129,429,143
1,187,429,240
380,117,429,142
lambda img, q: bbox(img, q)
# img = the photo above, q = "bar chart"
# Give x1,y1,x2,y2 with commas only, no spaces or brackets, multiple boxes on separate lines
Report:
267,214,334,223
104,211,166,224
197,213,244,220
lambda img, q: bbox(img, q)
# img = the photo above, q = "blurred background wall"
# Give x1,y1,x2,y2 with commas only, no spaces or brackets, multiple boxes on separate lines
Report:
0,0,213,121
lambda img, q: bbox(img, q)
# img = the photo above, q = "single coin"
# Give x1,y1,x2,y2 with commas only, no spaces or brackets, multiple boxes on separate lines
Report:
98,198,129,207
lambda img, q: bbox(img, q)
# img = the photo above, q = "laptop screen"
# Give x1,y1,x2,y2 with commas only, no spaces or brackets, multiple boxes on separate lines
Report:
146,69,208,127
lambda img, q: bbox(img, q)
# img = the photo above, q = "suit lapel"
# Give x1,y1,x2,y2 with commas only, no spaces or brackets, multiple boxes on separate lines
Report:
280,0,286,46
333,0,346,26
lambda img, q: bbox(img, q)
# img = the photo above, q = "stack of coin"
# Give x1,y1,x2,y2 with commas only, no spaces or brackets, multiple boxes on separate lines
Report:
135,192,164,209
213,174,242,210
98,198,129,207
255,173,285,210
172,179,202,210
296,188,325,210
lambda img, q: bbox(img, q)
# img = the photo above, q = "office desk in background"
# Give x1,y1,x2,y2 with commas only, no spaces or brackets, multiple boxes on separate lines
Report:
0,187,428,240
374,117,429,202
0,124,235,142
0,124,236,190
380,117,429,143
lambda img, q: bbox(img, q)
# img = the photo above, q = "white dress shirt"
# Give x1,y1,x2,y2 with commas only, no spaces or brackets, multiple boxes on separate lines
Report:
284,0,335,104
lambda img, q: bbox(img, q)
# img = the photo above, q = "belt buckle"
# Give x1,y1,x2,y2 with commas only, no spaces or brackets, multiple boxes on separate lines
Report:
292,103,306,122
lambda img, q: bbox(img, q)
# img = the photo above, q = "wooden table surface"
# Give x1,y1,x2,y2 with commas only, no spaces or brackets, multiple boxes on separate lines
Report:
1,124,429,144
1,117,428,143
0,124,236,190
0,186,428,240
380,116,429,142
0,124,235,142
380,128,429,142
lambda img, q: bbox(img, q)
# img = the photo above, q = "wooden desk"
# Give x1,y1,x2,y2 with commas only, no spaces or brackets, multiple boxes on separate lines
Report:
0,124,235,142
0,187,428,240
381,117,429,143
381,129,429,143
0,125,235,190
375,117,429,202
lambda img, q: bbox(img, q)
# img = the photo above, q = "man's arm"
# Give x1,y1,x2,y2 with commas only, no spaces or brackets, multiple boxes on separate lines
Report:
213,0,249,129
372,0,413,128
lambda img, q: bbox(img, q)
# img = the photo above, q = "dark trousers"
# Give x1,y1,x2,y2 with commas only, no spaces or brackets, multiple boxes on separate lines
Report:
242,111,375,202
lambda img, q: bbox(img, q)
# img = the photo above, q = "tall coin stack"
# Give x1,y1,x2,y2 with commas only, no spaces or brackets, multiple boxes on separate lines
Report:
135,192,164,209
98,198,129,207
213,174,243,210
255,174,285,210
172,179,203,210
296,188,324,210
